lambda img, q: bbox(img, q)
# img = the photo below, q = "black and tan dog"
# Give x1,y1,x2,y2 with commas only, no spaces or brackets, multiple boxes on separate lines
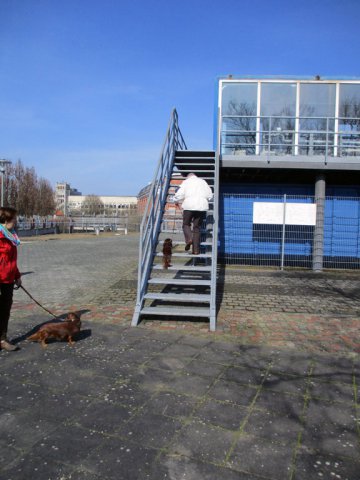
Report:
28,312,81,348
162,238,173,269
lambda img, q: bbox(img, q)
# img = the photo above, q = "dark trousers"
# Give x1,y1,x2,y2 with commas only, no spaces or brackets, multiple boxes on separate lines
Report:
182,210,205,253
0,283,14,341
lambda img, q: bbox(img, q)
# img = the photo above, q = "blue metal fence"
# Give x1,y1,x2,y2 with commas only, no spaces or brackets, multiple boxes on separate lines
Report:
219,189,360,269
323,197,360,265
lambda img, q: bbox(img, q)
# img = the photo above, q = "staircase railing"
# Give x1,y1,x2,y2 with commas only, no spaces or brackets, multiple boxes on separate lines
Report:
209,109,220,331
132,109,187,326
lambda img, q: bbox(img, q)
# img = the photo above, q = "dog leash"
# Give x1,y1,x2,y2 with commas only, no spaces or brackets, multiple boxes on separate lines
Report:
18,285,59,319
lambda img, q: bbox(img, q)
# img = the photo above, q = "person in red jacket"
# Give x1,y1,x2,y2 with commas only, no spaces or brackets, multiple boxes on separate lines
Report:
0,207,22,351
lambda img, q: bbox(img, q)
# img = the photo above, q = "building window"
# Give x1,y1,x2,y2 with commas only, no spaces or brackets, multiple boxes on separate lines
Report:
260,82,297,155
338,84,360,157
221,82,258,155
298,83,336,156
339,84,360,119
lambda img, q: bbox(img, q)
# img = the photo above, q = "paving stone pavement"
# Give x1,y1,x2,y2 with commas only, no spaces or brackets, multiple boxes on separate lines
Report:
1,320,360,480
16,234,139,306
15,234,360,316
219,268,360,316
1,233,359,479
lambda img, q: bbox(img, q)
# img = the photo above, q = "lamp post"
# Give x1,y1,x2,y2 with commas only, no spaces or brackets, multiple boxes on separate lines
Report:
0,159,12,207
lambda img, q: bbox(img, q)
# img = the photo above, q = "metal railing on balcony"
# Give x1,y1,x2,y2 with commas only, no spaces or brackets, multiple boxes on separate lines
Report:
220,115,360,162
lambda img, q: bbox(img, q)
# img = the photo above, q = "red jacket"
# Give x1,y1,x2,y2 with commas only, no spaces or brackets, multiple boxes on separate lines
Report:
0,231,21,284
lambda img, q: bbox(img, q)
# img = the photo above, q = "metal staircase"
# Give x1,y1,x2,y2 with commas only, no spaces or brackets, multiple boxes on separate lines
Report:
132,109,219,331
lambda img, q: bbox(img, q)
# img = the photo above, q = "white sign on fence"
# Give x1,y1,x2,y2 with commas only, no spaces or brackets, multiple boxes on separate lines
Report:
253,202,317,226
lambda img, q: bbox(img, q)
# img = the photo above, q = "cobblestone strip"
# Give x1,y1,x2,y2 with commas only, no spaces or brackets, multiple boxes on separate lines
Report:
10,300,360,355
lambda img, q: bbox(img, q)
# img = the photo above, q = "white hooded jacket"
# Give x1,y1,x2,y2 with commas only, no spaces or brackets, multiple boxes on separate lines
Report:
173,175,213,211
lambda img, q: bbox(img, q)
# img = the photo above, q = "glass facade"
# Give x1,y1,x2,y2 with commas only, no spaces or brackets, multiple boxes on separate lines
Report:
219,79,360,159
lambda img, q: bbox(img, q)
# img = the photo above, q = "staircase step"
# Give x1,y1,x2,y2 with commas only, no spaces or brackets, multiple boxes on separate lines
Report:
155,252,212,259
171,177,214,181
175,150,215,157
175,156,215,161
140,306,211,317
145,293,211,302
175,152,215,155
152,264,212,271
166,200,213,204
174,163,215,167
163,211,214,216
148,277,211,286
174,169,215,173
158,241,212,246
161,229,213,235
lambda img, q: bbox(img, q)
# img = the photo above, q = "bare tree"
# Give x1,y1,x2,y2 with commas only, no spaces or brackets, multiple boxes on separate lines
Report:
224,101,257,153
1,160,55,216
17,165,37,216
1,162,15,207
36,178,56,216
339,97,360,128
82,195,104,215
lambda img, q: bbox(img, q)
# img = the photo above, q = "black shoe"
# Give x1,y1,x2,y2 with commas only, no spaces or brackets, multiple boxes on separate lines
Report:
0,340,19,352
185,242,192,251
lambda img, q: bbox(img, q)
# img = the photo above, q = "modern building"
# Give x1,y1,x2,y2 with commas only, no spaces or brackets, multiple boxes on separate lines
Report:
217,76,360,269
133,76,360,329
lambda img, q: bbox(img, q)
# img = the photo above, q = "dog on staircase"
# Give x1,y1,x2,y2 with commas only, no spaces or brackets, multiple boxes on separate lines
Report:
162,238,173,269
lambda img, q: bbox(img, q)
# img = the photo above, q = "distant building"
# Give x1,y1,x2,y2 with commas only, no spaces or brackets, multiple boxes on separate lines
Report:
55,182,75,215
137,183,152,214
70,187,82,196
137,174,183,215
56,182,137,215
68,195,137,214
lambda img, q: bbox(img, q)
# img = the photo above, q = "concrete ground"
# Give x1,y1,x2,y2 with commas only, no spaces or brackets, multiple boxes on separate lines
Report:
1,233,359,479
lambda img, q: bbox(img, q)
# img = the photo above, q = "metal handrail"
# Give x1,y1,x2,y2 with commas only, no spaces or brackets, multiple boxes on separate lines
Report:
220,114,360,159
209,109,221,331
132,109,187,325
222,114,360,121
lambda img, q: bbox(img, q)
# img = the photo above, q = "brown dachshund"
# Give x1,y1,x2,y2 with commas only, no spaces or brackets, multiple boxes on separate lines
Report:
28,312,81,348
162,238,173,269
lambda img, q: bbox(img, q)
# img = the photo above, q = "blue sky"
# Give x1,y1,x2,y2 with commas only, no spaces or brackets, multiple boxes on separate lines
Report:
1,0,360,195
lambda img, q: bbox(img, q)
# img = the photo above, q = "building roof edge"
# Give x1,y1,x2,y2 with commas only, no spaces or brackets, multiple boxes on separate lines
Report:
216,74,360,81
